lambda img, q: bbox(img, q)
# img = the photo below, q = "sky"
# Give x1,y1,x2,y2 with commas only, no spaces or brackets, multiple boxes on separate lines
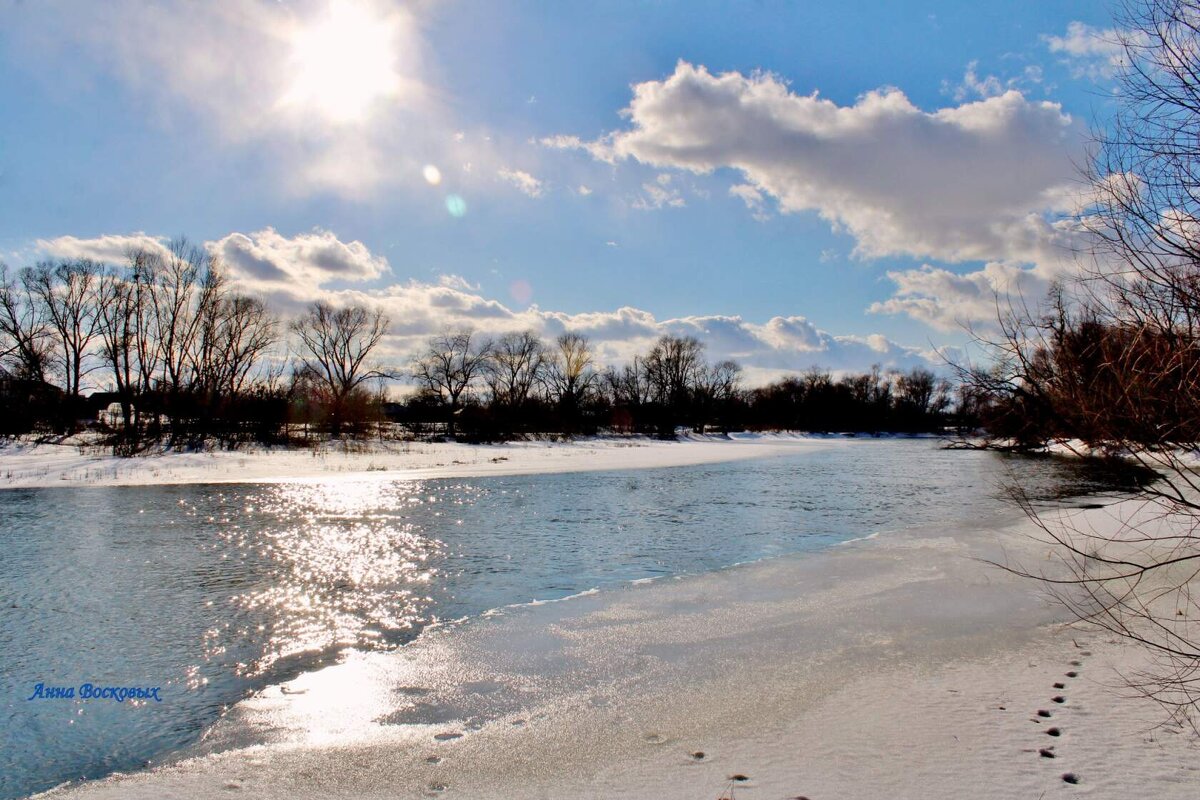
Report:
0,1,1132,384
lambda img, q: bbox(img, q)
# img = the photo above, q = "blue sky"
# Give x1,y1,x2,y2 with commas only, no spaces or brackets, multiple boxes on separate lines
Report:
0,1,1129,381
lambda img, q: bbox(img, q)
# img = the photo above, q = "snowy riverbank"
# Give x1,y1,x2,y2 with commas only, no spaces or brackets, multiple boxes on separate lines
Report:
0,432,844,489
31,493,1199,799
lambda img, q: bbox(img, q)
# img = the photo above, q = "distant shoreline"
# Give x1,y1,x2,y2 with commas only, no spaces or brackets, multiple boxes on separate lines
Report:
0,432,864,489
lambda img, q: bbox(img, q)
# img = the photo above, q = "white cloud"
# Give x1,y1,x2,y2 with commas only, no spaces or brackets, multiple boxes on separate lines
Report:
539,133,614,163
943,61,1046,103
340,279,940,380
944,60,1006,101
41,229,939,380
540,134,585,150
562,61,1084,266
36,233,171,263
633,173,685,210
729,183,769,220
436,274,480,292
338,251,943,378
209,228,389,303
867,259,1073,332
497,168,545,198
546,60,1097,330
1043,21,1135,80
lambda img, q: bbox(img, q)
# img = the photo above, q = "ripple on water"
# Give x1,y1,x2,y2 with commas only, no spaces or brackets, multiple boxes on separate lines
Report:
0,440,1149,800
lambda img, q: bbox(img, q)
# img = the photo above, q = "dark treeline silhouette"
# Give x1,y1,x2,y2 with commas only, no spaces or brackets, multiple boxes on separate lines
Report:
402,330,954,440
745,365,953,435
964,287,1200,451
0,240,393,451
2,242,956,449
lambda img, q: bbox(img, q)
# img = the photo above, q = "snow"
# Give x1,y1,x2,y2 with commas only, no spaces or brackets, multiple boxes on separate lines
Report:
31,496,1200,799
0,432,838,489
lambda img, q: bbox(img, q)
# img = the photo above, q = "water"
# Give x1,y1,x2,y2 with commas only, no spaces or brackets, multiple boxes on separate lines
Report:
0,441,1147,799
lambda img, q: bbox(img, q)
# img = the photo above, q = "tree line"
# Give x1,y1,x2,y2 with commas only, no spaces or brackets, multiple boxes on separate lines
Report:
1,245,957,448
0,241,388,450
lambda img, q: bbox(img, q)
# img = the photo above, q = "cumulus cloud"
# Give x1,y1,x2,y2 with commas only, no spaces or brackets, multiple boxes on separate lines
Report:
367,281,938,381
867,260,1071,332
340,266,942,381
208,228,389,303
296,269,939,380
36,233,171,263
560,61,1083,266
497,168,545,198
38,229,939,381
544,60,1098,330
1043,21,1133,80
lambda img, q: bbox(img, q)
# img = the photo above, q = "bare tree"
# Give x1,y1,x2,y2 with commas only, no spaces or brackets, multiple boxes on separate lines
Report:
543,332,598,426
644,335,704,408
24,259,103,403
193,291,279,397
152,238,210,395
291,301,390,435
894,367,951,417
412,330,492,439
604,355,654,407
485,331,546,409
0,263,51,382
642,334,704,434
693,359,742,433
94,258,159,436
972,0,1200,724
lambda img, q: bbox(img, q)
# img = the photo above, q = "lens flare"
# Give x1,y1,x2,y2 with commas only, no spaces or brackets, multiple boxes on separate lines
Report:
509,279,533,305
445,194,467,218
422,165,442,185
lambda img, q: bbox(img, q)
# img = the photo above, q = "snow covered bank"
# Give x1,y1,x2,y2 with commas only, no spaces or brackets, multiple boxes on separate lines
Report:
0,433,838,489
34,498,1199,799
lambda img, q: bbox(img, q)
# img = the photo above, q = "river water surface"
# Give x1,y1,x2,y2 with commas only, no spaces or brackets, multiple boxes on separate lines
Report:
0,439,1147,799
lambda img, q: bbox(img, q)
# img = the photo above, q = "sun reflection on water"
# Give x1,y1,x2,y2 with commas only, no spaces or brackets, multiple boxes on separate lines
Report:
201,479,447,676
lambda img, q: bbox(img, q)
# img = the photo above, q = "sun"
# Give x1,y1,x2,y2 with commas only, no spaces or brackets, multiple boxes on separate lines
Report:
281,1,402,124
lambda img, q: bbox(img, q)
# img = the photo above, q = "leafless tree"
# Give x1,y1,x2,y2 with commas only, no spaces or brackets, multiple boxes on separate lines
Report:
0,262,51,382
543,332,598,416
644,334,704,409
485,331,546,409
193,290,279,397
94,257,159,434
693,359,742,433
648,333,700,419
840,364,892,410
24,259,103,402
151,238,211,395
893,367,952,417
604,355,654,407
291,301,390,435
412,330,492,439
973,0,1200,725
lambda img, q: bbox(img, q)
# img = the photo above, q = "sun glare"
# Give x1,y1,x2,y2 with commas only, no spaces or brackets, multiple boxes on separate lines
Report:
282,1,402,123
